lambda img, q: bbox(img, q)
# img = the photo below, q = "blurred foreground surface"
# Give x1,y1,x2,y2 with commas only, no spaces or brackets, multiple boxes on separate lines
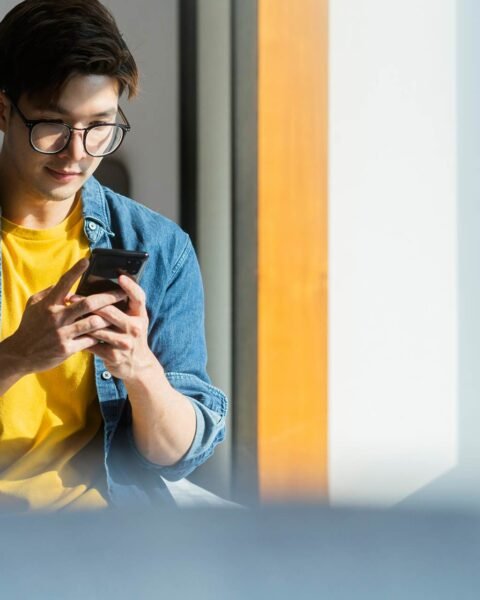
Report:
0,504,479,599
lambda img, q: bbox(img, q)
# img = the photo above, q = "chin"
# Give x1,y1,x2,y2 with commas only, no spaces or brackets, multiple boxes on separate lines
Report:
37,176,87,202
33,185,79,203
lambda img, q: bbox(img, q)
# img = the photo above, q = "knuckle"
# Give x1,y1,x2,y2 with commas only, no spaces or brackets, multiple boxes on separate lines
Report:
89,315,104,330
130,324,142,338
56,335,70,355
116,337,130,351
83,297,97,313
72,322,83,336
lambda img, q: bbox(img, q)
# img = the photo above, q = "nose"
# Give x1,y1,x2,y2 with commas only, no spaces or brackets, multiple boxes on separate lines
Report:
59,129,87,162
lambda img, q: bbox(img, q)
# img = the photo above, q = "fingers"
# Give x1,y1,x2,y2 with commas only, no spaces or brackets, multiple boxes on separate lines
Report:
71,334,104,353
93,304,129,330
118,275,147,317
89,328,128,349
63,289,127,324
63,314,111,339
48,258,89,304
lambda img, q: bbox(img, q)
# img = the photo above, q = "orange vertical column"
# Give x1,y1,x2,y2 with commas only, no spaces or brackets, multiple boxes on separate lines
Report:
257,0,329,500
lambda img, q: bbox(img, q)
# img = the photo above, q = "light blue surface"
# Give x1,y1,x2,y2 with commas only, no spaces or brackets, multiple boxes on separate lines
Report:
0,505,478,599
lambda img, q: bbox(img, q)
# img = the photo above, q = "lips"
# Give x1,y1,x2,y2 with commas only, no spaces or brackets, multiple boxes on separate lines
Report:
46,167,83,181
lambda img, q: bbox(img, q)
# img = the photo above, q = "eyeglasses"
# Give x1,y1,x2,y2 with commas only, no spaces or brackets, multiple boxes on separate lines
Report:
7,97,131,157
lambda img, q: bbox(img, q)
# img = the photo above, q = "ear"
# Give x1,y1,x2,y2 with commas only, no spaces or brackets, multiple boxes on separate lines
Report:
0,91,11,133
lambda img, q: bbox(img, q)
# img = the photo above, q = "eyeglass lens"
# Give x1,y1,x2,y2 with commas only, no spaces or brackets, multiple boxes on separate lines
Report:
30,123,124,156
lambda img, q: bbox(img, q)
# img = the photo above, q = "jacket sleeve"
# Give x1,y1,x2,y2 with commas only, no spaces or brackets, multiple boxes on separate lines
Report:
127,234,228,481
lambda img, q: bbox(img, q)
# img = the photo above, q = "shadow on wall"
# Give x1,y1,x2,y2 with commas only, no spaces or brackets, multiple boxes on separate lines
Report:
95,157,130,197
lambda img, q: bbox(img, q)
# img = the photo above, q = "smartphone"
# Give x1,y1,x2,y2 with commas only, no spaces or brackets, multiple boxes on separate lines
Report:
76,248,149,311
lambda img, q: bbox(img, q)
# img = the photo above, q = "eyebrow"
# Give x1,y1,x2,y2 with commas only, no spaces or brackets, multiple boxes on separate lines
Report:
33,102,118,119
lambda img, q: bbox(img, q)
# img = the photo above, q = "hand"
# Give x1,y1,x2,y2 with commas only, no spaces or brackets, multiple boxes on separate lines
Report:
75,275,158,382
3,258,127,375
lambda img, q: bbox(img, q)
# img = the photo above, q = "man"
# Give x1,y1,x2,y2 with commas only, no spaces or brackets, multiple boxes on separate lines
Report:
0,0,227,511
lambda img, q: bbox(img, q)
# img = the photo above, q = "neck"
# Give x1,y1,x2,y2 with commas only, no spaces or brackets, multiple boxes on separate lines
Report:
1,194,79,229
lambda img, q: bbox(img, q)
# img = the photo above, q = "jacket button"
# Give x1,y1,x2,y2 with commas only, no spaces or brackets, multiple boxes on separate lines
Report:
101,370,112,380
88,222,97,231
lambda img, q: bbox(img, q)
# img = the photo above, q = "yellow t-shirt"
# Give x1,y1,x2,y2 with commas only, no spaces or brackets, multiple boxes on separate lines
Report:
0,198,108,513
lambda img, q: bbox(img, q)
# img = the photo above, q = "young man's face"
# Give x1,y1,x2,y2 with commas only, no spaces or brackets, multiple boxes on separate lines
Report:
0,74,121,204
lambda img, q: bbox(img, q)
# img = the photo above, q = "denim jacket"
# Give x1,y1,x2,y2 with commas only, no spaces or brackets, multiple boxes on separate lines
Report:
0,176,228,508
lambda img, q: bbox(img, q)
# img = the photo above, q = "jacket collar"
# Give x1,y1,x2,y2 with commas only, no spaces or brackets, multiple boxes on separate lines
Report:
81,176,114,235
80,176,115,244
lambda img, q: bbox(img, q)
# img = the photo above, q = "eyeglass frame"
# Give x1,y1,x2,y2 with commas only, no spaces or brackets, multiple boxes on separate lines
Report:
3,93,131,157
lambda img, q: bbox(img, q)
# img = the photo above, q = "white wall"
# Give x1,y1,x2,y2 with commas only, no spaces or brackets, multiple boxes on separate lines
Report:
401,0,480,510
329,0,458,506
